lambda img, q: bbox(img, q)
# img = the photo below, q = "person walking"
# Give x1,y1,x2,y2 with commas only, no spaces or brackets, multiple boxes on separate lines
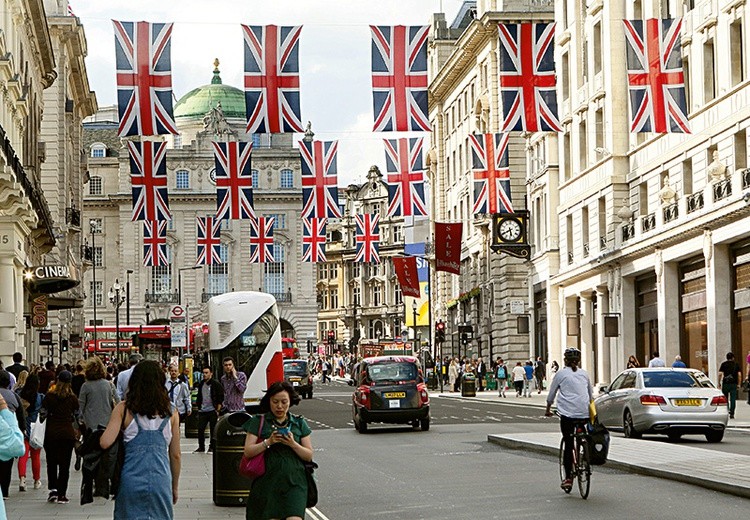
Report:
12,371,28,393
512,362,525,397
627,355,640,369
648,351,665,367
534,357,546,394
100,360,181,519
79,357,119,433
41,370,79,504
550,361,560,375
320,357,331,384
0,391,25,520
719,352,742,420
220,357,247,413
17,374,43,492
476,357,487,392
116,354,143,400
166,365,191,422
672,355,687,368
448,359,459,393
38,361,56,394
6,353,29,380
242,381,313,520
545,348,593,493
194,366,224,453
495,359,508,398
523,361,534,398
0,371,22,499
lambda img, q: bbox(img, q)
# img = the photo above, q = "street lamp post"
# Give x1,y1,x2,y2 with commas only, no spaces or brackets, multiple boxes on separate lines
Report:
108,279,126,364
89,220,99,350
126,269,134,325
145,303,151,324
412,299,418,351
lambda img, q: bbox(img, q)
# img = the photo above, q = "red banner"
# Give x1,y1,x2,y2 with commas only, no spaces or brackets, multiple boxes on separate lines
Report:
434,222,462,275
392,256,421,298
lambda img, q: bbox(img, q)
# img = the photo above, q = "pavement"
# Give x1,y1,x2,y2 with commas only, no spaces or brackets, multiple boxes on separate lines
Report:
433,380,750,499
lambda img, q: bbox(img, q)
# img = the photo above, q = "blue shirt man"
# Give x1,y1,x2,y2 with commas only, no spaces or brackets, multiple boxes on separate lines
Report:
672,356,687,368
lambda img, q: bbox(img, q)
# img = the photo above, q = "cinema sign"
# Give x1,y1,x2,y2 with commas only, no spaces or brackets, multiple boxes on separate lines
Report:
24,264,80,294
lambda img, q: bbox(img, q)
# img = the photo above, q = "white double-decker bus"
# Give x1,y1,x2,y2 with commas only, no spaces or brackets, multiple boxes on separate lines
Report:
207,291,284,410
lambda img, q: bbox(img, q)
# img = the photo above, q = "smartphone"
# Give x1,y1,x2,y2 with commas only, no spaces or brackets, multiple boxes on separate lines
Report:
277,426,290,436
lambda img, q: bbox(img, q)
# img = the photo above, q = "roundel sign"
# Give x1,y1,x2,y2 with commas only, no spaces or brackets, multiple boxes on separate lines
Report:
170,305,185,319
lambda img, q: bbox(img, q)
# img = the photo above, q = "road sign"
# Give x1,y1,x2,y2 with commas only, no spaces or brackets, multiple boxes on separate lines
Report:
170,305,186,349
170,305,185,318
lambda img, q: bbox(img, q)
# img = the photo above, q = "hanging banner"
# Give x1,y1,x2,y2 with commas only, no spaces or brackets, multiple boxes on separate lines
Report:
404,243,428,327
434,222,462,275
393,256,420,298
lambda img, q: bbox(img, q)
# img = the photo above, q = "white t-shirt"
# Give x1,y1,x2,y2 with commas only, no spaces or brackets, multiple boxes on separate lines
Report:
546,367,593,419
123,414,173,445
648,357,666,368
512,365,526,382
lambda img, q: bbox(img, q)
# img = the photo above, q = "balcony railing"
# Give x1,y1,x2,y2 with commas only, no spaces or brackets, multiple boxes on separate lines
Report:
713,179,732,202
641,213,655,233
201,291,224,303
622,222,635,242
271,291,292,303
145,290,179,304
686,192,704,214
742,168,750,189
663,203,678,223
65,207,81,229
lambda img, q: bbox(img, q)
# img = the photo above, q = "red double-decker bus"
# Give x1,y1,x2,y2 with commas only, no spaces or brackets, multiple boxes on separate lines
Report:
84,325,171,360
282,337,299,359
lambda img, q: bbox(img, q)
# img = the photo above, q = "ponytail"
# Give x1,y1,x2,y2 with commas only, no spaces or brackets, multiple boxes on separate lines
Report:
570,361,579,372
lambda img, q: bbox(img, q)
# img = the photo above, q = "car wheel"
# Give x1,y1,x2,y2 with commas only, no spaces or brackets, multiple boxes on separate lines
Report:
357,416,368,434
623,410,641,439
420,418,430,431
705,430,724,443
667,432,682,442
411,420,420,431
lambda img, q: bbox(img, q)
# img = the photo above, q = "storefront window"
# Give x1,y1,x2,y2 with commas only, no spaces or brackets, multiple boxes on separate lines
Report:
680,260,707,373
636,274,658,367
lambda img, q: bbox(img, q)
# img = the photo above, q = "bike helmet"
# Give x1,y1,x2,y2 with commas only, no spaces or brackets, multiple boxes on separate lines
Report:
563,347,581,363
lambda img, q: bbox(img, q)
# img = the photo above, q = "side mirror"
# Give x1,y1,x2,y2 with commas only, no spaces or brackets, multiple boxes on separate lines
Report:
347,379,354,386
599,385,609,394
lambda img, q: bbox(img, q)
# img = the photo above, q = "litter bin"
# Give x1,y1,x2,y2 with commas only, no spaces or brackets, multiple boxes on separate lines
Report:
426,371,438,390
461,373,476,397
213,411,253,507
184,389,199,438
485,374,497,391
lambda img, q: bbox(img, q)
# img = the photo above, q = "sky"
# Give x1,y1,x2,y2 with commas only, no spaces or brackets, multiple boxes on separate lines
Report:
72,0,465,186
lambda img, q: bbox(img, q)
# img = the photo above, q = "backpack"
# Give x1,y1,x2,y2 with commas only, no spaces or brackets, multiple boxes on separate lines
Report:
496,366,507,379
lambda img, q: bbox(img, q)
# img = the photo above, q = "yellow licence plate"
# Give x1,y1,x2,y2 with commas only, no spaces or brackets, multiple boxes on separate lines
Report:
673,398,702,406
383,392,406,398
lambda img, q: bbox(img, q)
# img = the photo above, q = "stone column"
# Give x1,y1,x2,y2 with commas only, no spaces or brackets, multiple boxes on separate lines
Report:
579,294,593,374
658,261,681,365
596,286,610,383
619,276,636,375
706,243,731,381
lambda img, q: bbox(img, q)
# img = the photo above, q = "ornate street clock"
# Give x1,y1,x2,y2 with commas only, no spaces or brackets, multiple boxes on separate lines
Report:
491,211,531,258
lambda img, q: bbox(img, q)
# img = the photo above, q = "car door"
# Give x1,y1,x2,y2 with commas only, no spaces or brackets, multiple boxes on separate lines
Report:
597,372,627,426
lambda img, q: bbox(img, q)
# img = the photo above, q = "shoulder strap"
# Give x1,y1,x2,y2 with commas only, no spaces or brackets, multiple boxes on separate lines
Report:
258,414,265,437
157,414,171,432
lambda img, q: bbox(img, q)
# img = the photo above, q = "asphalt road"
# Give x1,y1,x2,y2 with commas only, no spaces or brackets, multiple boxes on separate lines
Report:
298,382,749,520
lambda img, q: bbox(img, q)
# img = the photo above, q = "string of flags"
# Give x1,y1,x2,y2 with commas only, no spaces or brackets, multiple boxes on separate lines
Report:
114,18,690,293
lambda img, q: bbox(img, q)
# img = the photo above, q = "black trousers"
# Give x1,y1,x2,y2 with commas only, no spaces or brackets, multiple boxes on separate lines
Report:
197,411,218,450
560,416,588,480
44,439,75,496
0,458,12,497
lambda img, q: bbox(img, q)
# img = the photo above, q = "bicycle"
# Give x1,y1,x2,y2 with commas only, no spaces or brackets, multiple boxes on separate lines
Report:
556,415,591,499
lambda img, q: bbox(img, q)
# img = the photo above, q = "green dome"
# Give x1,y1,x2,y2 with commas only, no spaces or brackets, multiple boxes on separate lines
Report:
174,62,245,120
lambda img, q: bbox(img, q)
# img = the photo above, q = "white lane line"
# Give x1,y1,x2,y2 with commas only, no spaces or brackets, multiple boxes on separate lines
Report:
307,506,332,520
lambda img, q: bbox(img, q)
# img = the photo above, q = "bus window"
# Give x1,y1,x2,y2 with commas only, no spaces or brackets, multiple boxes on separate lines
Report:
210,307,279,380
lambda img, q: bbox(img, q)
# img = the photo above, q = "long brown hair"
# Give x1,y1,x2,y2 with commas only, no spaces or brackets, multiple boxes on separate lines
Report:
125,360,171,419
51,381,75,400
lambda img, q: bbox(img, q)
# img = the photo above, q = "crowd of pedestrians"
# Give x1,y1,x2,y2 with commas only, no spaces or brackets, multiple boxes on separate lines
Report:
439,355,554,396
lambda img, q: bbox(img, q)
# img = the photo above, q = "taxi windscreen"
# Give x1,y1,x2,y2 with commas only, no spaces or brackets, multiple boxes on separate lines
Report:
367,362,418,384
283,361,308,376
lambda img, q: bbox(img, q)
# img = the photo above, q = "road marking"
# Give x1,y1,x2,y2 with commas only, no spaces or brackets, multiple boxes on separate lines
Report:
307,506,331,520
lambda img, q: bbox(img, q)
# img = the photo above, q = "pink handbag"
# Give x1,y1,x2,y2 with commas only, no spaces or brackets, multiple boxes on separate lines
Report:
238,415,266,479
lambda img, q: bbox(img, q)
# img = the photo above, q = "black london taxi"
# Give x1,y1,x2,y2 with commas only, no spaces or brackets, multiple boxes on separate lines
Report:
283,359,313,399
349,355,430,433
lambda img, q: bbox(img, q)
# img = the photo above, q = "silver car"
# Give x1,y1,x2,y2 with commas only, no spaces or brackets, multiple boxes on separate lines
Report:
595,368,728,443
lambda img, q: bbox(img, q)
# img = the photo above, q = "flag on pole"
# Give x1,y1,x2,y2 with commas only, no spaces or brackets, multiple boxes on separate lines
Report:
113,20,178,137
497,22,560,132
242,24,304,134
384,137,427,217
469,133,513,215
196,216,222,266
127,140,171,222
623,18,690,133
143,220,168,267
370,25,430,132
302,217,327,263
249,216,275,263
355,214,380,264
300,140,341,219
212,141,255,220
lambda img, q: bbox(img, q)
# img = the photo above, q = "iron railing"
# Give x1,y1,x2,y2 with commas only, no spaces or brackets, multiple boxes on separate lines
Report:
622,222,635,242
712,179,732,202
641,213,655,233
145,291,179,304
663,203,678,223
686,192,704,213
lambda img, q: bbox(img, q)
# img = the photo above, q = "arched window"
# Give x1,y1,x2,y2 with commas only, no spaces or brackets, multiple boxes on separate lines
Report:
90,143,107,158
175,169,190,189
280,168,294,188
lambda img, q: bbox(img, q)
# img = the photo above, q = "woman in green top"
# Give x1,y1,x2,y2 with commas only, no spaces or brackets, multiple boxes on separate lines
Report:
243,381,313,520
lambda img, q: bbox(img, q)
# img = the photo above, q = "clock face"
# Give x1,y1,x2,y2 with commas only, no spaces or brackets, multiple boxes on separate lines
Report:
208,168,217,185
498,218,522,242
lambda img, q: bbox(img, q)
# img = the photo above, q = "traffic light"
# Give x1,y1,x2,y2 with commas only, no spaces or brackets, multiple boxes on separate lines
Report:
461,333,468,346
61,339,69,352
327,330,336,346
306,340,312,353
435,320,446,343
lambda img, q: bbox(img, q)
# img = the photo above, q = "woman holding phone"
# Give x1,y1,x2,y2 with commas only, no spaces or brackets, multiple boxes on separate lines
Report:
242,381,313,520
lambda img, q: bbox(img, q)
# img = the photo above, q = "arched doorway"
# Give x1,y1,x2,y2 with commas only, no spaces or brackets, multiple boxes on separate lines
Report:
280,318,296,338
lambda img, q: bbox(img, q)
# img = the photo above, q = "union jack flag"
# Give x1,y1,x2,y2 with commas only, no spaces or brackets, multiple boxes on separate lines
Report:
300,140,342,219
469,133,513,215
355,214,380,264
143,220,168,267
196,216,222,266
623,18,690,134
498,22,561,132
212,141,255,220
384,137,427,217
249,216,275,263
242,25,304,134
302,217,327,263
370,25,430,132
127,140,171,222
113,20,178,137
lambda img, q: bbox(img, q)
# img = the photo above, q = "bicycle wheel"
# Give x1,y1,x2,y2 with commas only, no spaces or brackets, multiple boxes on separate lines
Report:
576,439,591,499
558,438,571,493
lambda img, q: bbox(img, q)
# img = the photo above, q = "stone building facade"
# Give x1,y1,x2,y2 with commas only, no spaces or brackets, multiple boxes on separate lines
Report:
81,66,317,361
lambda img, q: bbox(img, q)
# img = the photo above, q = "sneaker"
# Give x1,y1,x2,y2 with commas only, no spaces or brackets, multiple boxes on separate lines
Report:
47,491,57,503
34,480,42,489
561,479,573,492
19,476,26,492
74,455,82,471
207,446,214,453
56,496,70,504
193,448,205,453
730,413,735,419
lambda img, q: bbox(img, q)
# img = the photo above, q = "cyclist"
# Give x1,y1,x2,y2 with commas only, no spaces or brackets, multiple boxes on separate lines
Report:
544,347,593,492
